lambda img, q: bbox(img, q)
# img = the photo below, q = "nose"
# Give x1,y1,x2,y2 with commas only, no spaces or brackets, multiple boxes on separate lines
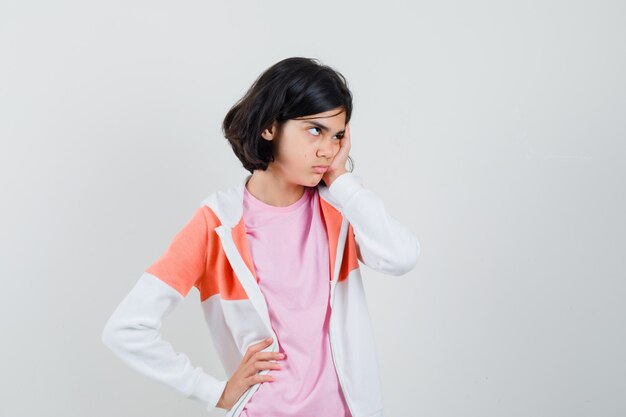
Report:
316,136,335,158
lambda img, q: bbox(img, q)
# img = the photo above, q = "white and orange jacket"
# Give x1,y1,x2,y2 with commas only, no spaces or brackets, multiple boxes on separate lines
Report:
101,171,421,417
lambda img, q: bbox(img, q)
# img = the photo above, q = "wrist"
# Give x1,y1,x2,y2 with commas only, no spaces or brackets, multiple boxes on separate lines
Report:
325,169,348,187
326,170,365,208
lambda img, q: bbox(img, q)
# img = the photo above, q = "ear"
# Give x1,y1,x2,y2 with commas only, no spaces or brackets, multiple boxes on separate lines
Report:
261,121,279,141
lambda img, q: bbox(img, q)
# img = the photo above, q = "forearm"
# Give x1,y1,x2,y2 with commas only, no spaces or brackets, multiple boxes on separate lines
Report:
328,172,421,275
101,272,228,412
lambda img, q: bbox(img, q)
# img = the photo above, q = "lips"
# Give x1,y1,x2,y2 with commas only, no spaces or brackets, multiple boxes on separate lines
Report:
313,165,329,173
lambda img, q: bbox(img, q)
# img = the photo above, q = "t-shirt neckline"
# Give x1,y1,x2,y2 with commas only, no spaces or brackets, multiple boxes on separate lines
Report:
244,185,311,213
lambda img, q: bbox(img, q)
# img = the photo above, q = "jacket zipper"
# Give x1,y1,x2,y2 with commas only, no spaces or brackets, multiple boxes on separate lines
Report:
216,225,280,417
328,220,357,417
329,282,356,417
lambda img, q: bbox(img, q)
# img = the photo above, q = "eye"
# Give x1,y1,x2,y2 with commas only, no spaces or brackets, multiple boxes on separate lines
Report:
308,127,321,136
308,127,344,140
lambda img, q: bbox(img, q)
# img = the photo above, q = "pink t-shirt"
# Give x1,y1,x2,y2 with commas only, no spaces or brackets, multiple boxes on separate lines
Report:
239,183,352,417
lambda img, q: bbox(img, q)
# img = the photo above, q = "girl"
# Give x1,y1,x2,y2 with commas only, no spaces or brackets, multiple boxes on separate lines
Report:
102,57,420,417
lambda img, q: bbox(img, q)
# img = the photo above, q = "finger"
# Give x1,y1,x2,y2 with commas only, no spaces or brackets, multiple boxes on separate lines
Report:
245,357,282,381
247,373,277,386
255,351,285,362
253,359,283,371
344,124,351,146
243,337,273,362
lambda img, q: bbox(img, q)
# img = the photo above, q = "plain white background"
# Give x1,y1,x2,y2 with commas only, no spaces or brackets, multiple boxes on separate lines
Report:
1,1,624,416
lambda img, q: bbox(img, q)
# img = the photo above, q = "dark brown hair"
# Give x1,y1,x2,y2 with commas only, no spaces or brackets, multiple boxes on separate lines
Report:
222,57,354,174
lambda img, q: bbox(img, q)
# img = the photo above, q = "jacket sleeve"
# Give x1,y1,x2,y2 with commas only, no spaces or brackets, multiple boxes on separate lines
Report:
101,207,228,412
328,172,421,276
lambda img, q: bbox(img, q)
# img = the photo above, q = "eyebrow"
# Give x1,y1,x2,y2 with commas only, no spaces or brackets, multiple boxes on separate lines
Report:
302,120,345,135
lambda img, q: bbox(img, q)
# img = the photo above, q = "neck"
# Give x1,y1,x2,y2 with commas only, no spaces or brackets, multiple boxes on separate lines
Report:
245,168,305,207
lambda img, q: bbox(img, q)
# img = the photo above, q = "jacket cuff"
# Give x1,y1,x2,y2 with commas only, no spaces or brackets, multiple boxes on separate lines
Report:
201,376,228,412
328,172,364,207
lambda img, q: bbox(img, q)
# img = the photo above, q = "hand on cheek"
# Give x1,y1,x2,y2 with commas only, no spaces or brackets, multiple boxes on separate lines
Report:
323,123,351,187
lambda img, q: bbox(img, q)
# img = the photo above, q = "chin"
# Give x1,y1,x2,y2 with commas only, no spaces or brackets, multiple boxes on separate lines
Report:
306,176,323,187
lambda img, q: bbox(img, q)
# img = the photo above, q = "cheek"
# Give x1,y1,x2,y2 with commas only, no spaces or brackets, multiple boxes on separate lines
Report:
299,145,317,160
283,147,309,166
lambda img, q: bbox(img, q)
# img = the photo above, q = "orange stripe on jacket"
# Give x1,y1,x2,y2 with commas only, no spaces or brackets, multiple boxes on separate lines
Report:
147,194,359,301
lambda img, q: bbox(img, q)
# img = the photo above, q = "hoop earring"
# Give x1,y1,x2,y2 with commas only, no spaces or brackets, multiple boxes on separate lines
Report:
346,156,355,173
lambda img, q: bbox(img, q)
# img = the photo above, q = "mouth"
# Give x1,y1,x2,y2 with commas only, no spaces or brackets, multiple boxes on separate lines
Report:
312,165,329,173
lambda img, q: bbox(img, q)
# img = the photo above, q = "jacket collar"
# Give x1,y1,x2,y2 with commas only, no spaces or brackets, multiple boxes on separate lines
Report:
202,173,342,229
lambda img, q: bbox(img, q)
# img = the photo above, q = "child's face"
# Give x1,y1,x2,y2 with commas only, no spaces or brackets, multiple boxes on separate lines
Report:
262,106,346,187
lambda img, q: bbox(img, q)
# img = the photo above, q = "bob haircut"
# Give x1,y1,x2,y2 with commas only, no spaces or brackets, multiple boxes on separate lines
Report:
222,56,355,176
